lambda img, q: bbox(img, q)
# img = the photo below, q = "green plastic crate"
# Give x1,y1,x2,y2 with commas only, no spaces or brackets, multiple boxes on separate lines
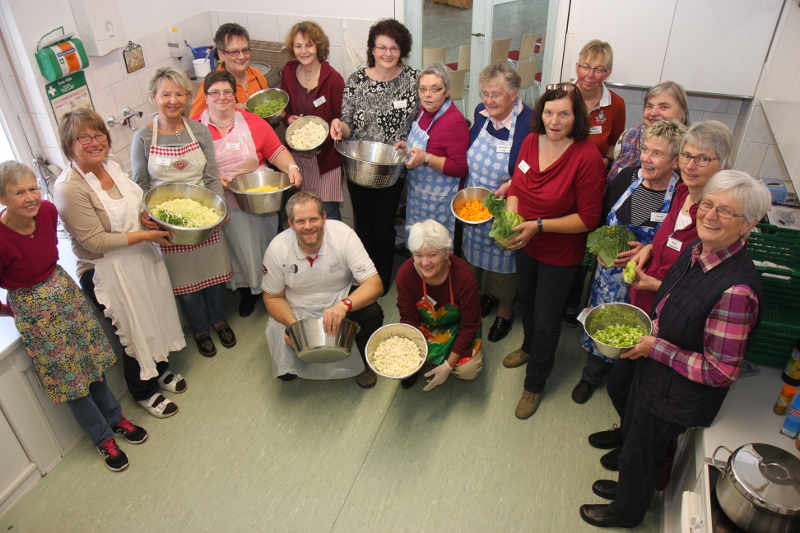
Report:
745,308,800,368
749,224,800,274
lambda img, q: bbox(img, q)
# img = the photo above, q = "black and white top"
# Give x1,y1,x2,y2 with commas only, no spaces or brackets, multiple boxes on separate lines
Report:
341,66,420,144
604,166,668,227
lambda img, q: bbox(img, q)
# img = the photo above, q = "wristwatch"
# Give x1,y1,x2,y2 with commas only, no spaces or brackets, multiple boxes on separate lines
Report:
423,153,430,166
537,218,543,233
341,298,353,314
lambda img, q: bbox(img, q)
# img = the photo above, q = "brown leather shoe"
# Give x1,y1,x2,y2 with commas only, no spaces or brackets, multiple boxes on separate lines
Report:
355,368,377,389
515,390,541,419
503,347,530,368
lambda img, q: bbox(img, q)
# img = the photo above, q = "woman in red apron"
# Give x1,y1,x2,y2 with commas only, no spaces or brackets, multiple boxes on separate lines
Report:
395,220,483,390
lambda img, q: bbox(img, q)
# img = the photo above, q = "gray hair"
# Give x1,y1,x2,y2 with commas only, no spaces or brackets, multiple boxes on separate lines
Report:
479,60,521,94
644,81,690,126
146,66,193,100
682,121,732,170
419,62,451,93
643,119,687,158
0,160,35,197
285,191,324,221
407,220,452,254
703,170,771,234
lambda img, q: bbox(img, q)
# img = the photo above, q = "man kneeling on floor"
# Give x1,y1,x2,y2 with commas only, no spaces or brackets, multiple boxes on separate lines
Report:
262,191,384,388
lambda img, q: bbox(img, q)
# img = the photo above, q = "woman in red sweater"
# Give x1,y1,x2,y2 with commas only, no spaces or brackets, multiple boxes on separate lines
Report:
501,84,606,419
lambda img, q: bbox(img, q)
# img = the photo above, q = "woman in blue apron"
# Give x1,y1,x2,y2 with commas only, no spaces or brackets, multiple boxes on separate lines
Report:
462,62,533,342
395,63,469,241
572,120,686,404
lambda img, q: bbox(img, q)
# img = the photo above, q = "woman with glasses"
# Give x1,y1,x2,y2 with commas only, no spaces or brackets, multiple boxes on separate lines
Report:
500,84,606,420
192,70,302,318
330,18,419,294
132,66,235,359
189,23,269,117
608,81,690,182
394,62,468,240
281,21,345,221
53,108,186,419
462,61,533,343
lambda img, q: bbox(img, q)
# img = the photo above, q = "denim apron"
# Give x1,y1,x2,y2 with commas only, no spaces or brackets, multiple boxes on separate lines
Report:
580,170,678,359
405,101,459,239
462,101,520,274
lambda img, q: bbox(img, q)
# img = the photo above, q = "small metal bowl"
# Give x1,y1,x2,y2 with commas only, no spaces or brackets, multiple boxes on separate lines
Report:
451,187,494,225
285,317,360,364
365,323,428,380
246,88,289,126
228,171,292,215
577,303,653,359
144,183,227,245
285,115,329,154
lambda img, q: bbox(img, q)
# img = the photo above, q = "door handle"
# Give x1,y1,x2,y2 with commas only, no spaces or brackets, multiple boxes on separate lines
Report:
471,33,485,37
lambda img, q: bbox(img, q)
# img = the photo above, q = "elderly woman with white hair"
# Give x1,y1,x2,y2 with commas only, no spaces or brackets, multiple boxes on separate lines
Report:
395,220,482,390
395,63,469,240
580,170,771,528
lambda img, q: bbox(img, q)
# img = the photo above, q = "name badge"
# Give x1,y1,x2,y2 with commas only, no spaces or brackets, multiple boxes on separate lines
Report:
666,236,682,252
226,142,240,151
156,156,170,166
651,212,667,223
313,96,326,107
518,160,530,173
424,295,438,307
496,144,511,154
590,126,603,135
393,99,408,109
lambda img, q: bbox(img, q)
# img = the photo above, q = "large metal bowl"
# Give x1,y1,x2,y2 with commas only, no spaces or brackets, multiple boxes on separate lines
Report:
577,303,652,359
451,187,494,225
144,183,227,245
285,115,329,154
245,88,289,126
228,171,292,215
285,317,361,364
335,140,410,189
365,323,428,380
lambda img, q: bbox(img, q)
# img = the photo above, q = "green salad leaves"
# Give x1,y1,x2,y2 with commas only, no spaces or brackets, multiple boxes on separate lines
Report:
482,193,526,248
586,225,636,266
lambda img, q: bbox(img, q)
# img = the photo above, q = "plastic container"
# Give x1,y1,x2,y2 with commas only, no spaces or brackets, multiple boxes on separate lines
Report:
779,394,800,438
782,339,800,386
774,384,797,415
167,28,184,58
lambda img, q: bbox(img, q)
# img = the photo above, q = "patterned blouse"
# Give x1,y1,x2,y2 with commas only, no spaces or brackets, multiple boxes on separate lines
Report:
341,66,420,144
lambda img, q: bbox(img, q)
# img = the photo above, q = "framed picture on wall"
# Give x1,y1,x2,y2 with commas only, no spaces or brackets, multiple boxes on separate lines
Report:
123,41,145,74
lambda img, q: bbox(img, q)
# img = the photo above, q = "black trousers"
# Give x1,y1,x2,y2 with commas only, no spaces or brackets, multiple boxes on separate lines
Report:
349,301,384,362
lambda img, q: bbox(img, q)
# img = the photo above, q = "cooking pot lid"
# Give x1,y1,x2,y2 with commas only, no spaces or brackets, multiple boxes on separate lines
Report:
728,443,800,516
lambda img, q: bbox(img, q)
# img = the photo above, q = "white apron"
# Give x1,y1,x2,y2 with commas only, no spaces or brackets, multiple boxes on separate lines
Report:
61,161,186,380
462,101,520,274
200,110,278,292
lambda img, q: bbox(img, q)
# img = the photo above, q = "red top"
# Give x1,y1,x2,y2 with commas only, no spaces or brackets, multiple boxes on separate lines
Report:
508,133,606,266
395,254,481,358
415,103,469,178
281,60,345,175
588,88,626,156
0,200,59,290
192,109,284,166
629,183,699,314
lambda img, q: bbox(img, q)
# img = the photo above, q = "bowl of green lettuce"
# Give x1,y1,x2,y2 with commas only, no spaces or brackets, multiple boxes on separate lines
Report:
577,302,652,358
246,89,289,126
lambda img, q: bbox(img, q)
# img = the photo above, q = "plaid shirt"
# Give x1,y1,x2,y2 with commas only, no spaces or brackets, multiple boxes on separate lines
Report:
650,239,759,388
608,125,645,181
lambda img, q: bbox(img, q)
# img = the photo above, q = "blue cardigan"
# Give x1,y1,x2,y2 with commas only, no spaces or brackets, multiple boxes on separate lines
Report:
469,102,534,177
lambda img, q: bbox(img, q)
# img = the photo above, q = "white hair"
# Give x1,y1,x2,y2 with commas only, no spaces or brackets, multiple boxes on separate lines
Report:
703,170,771,237
407,220,452,254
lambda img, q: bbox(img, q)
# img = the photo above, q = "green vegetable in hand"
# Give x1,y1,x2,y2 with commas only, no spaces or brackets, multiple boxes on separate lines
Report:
482,193,526,248
586,225,636,267
623,261,637,284
592,324,648,347
253,99,285,118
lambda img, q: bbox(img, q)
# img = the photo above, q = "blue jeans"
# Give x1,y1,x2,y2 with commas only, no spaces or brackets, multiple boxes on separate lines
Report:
66,378,122,446
177,284,225,334
323,201,342,221
581,351,613,385
515,251,579,393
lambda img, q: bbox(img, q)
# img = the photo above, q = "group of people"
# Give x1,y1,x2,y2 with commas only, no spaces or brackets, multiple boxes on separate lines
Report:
0,18,777,529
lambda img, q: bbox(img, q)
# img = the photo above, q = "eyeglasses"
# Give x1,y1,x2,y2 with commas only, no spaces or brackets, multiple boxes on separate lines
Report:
374,45,400,55
419,86,444,95
481,91,508,101
74,133,108,145
221,48,250,57
678,153,720,167
207,90,235,99
640,145,671,160
577,64,610,75
546,83,577,92
697,200,745,220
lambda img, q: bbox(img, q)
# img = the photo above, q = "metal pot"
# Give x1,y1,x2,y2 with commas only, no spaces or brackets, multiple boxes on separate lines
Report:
576,303,652,359
228,171,291,215
143,183,227,245
711,443,800,533
285,317,360,364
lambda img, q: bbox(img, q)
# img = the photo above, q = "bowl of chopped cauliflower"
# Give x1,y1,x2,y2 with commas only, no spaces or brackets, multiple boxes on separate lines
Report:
578,302,652,358
144,183,227,245
228,171,292,214
366,323,428,380
285,115,329,154
245,88,289,126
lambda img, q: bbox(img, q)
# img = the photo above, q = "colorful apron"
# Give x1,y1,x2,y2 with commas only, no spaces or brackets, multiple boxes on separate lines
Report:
462,101,520,274
405,101,460,240
580,170,678,360
415,264,482,366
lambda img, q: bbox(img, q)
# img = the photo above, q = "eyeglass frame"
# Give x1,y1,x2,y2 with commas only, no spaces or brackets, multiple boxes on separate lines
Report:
576,64,610,75
545,82,577,92
206,89,236,99
640,144,673,160
419,86,445,95
374,45,401,55
74,133,108,145
677,152,720,168
697,200,745,220
220,47,250,57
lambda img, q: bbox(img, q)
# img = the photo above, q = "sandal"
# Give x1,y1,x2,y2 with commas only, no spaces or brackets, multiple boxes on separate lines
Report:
194,332,217,357
213,321,236,348
137,393,179,419
158,371,187,393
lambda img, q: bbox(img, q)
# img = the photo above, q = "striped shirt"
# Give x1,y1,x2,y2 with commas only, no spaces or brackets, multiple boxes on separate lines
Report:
650,239,759,388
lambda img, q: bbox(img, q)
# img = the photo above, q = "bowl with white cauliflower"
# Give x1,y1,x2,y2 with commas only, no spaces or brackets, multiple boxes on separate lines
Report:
285,115,329,154
366,323,428,380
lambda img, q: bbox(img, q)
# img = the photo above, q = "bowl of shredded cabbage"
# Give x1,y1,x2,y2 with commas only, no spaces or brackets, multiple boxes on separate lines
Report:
245,88,289,126
366,323,428,380
144,183,227,245
578,302,652,359
228,171,292,214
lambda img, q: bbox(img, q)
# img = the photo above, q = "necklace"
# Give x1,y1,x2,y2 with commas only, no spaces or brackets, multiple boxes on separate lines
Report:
298,65,320,86
209,116,235,131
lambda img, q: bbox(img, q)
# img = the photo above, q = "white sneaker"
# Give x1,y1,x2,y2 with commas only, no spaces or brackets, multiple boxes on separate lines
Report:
137,393,179,419
158,371,187,393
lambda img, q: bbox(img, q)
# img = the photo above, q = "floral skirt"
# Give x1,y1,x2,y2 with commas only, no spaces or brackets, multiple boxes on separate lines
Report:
8,265,115,403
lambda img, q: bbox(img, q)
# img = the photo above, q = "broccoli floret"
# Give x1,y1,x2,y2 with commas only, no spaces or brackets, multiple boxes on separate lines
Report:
586,225,636,267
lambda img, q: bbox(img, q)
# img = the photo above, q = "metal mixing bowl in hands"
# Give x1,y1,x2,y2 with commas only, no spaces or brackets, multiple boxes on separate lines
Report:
365,323,428,380
451,187,494,225
228,171,292,215
245,88,289,126
285,115,329,154
577,302,652,359
285,317,360,364
335,140,410,189
143,183,227,245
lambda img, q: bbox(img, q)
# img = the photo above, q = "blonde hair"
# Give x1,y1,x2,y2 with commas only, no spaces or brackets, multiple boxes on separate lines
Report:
578,40,613,69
